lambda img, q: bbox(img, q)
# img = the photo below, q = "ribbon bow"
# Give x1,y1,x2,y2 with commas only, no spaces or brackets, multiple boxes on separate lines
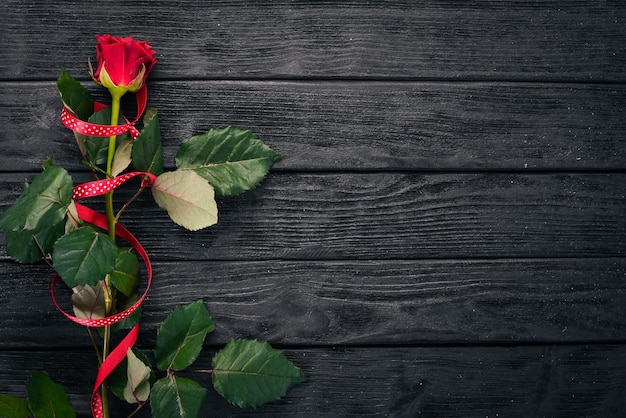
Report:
60,85,148,140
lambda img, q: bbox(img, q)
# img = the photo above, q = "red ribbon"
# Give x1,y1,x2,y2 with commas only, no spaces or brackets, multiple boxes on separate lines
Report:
51,171,156,417
57,85,152,417
60,86,147,140
91,325,139,418
50,203,153,328
61,107,140,139
73,171,155,201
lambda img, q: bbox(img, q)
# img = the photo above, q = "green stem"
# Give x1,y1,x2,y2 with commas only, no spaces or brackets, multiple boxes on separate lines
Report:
105,92,122,241
102,91,123,418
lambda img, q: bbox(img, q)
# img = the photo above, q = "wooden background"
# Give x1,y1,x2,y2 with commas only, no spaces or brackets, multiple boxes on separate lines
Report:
1,1,625,416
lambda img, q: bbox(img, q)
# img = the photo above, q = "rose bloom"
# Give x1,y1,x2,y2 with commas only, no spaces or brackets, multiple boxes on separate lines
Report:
93,34,157,94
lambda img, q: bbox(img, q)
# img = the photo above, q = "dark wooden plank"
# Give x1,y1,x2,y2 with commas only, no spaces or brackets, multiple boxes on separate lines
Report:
1,1,625,81
2,80,626,172
1,344,624,416
2,172,624,261
1,258,625,349
2,2,624,417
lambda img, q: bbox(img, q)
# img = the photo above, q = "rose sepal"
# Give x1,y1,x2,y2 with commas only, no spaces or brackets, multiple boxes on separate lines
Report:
98,63,146,96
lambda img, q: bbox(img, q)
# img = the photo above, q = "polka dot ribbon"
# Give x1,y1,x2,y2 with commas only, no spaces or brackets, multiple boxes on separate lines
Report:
61,106,140,139
60,85,148,140
73,171,156,201
51,172,156,418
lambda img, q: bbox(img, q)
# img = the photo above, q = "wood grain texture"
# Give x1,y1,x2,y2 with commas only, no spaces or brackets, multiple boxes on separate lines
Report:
2,172,624,261
0,258,624,349
1,1,625,81
1,1,626,416
1,344,624,417
1,81,625,172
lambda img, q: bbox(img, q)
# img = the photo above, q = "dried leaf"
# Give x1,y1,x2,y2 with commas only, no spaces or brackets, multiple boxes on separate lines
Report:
151,170,218,231
123,348,152,404
71,282,105,320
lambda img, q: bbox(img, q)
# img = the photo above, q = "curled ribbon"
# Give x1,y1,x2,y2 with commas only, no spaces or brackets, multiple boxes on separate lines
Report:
60,85,147,140
73,171,155,200
61,107,140,139
51,171,156,417
57,85,151,417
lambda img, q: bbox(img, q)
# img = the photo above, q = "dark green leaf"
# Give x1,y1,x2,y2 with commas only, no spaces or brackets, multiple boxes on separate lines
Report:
0,393,31,418
26,372,76,418
35,220,66,256
175,126,281,196
150,376,206,418
74,132,87,161
84,108,113,166
0,166,73,233
212,339,305,408
132,109,164,176
57,69,94,121
154,300,214,371
52,226,117,288
109,249,140,296
41,158,55,170
5,219,65,263
109,292,143,335
5,229,43,263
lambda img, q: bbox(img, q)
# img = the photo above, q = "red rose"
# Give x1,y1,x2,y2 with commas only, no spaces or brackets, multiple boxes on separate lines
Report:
93,34,157,94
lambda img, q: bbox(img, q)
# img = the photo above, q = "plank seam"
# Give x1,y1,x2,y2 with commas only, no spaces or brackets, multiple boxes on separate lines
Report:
2,77,626,86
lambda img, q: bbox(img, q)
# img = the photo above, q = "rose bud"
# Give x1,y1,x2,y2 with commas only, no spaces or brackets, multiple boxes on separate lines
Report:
92,34,157,96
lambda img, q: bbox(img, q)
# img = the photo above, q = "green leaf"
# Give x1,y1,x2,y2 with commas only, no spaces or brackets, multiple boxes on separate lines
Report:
0,166,73,233
26,372,76,418
5,229,43,263
212,339,305,408
112,136,134,176
150,376,206,418
175,126,281,196
109,348,152,403
84,108,113,166
109,292,143,335
0,393,31,418
71,282,105,320
132,109,164,176
65,201,82,234
5,220,65,263
41,158,55,170
109,249,140,296
56,69,94,121
151,170,218,231
123,348,152,404
52,226,117,288
74,132,87,160
154,300,214,371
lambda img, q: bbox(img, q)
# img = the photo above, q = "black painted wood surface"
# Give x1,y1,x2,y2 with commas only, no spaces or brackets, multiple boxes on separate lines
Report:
1,1,625,417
